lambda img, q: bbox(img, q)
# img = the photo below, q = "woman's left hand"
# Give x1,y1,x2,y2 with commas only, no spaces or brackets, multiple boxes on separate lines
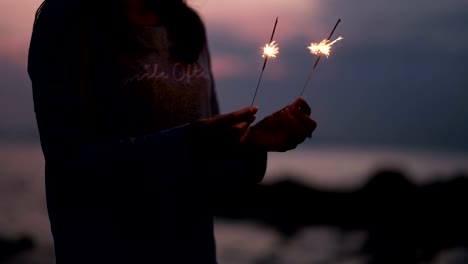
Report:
241,98,317,152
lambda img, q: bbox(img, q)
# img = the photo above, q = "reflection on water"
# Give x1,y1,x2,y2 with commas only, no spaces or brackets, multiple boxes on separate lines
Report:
215,221,369,264
0,141,467,263
266,146,468,190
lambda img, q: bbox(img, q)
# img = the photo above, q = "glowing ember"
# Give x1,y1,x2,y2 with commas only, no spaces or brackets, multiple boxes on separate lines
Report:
299,19,343,98
307,36,343,58
262,41,279,58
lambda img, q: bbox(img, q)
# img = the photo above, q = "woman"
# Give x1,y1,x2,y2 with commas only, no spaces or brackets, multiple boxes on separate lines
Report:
28,0,317,263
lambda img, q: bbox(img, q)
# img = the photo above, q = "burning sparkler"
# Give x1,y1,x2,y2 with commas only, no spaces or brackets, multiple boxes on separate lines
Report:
307,36,343,58
263,41,279,59
299,19,343,97
251,17,279,106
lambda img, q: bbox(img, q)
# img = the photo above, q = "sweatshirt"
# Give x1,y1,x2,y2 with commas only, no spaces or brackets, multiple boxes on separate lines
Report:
28,1,267,263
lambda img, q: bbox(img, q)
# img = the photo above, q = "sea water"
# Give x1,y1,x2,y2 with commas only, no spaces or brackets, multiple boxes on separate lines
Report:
1,141,467,263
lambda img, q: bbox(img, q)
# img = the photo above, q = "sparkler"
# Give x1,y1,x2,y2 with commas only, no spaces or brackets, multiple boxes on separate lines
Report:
251,17,279,106
307,36,343,58
299,19,343,97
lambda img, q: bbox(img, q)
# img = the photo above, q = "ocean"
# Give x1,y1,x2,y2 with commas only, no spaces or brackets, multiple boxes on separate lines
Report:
0,141,467,264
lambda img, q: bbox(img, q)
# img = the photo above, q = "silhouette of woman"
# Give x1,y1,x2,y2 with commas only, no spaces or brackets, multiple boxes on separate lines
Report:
28,0,317,263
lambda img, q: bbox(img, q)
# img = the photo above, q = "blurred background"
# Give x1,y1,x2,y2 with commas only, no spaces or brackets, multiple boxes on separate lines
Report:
1,0,467,263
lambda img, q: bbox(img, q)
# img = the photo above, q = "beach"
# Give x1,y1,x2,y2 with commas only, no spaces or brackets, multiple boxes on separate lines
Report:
1,141,467,263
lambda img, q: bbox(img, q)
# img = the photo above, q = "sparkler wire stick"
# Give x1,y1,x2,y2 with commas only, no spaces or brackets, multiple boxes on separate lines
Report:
251,17,279,106
299,19,341,98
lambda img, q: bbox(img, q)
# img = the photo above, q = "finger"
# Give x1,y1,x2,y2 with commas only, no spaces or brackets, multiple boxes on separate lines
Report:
284,108,309,144
257,108,282,133
224,121,251,144
270,109,304,149
282,143,298,152
246,114,257,125
279,136,299,152
290,107,317,138
232,122,250,136
210,106,258,127
284,108,305,137
291,97,312,116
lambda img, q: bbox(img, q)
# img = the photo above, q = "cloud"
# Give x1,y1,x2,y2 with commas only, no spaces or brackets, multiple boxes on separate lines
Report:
195,0,323,44
194,0,468,54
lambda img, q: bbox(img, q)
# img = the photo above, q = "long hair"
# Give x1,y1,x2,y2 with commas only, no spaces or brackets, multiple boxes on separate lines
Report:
69,0,206,64
33,1,207,64
143,0,207,63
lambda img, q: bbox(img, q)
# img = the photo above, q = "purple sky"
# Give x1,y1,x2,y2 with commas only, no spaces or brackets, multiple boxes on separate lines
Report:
1,0,468,152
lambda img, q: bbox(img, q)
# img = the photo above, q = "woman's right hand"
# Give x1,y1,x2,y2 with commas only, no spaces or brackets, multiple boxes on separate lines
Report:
188,106,259,147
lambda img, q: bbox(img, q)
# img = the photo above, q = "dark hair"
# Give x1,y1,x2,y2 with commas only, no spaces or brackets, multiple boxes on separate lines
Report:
143,1,207,63
82,0,206,63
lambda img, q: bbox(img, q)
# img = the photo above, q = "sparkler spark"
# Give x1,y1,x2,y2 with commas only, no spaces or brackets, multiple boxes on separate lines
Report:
299,19,342,98
307,36,343,58
251,17,279,106
262,41,279,58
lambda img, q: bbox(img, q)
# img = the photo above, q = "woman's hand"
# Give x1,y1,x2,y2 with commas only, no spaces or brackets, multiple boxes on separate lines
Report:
188,106,259,147
241,98,317,152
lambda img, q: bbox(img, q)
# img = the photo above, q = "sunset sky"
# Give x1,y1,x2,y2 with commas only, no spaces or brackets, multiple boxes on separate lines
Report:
1,0,467,152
